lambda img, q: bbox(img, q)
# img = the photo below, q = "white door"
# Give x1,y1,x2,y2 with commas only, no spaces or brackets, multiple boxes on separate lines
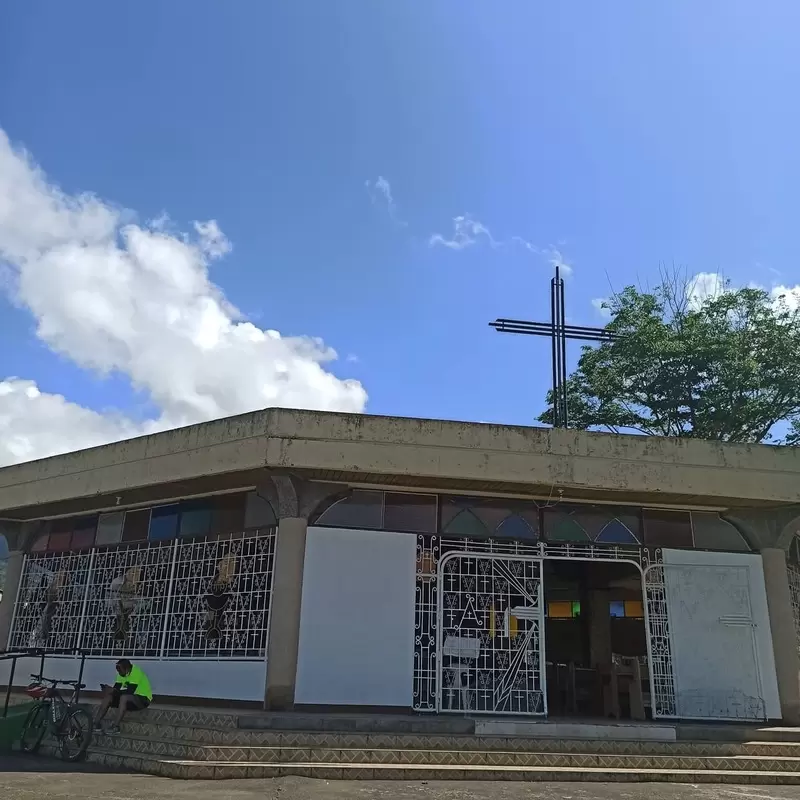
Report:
648,549,780,721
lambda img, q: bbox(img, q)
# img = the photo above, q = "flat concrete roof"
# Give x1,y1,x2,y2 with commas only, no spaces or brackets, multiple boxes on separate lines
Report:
2,408,800,519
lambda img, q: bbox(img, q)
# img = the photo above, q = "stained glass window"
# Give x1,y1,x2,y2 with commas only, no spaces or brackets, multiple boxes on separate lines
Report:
542,505,640,544
96,512,125,546
548,601,581,618
313,490,384,529
691,512,750,552
610,600,625,617
244,491,277,530
149,505,180,541
122,509,150,542
624,599,644,618
439,496,540,541
179,499,212,538
789,535,800,566
384,492,437,533
210,493,247,535
642,509,694,548
70,517,97,550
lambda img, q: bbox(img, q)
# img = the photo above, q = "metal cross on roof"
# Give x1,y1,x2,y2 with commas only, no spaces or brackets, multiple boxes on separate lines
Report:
489,266,620,428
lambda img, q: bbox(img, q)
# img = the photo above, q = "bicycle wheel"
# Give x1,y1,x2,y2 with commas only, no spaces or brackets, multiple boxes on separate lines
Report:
57,707,93,762
19,703,48,754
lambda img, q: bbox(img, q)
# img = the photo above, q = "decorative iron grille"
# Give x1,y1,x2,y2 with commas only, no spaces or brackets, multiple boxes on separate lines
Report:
81,540,174,658
10,550,92,651
163,532,275,658
642,555,677,718
787,563,800,659
9,528,276,660
438,552,546,715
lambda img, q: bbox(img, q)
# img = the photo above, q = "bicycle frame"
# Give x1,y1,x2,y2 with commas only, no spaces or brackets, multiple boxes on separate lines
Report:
40,684,80,734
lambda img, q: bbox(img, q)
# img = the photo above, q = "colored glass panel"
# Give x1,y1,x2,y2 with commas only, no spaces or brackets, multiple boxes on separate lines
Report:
548,601,574,618
545,515,590,542
96,512,124,546
122,509,150,542
643,509,694,548
691,512,750,552
443,509,490,538
384,492,437,533
624,600,644,618
314,490,383,530
496,514,537,540
610,600,625,618
149,505,180,541
595,519,639,544
244,491,277,529
210,493,247,535
47,532,72,551
179,500,212,538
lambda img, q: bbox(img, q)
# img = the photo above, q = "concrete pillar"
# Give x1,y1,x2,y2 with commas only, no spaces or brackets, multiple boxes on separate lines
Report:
761,548,800,724
264,516,308,710
0,551,25,650
589,590,612,667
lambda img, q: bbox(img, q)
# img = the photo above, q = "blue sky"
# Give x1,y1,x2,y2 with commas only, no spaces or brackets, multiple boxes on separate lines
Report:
1,1,800,464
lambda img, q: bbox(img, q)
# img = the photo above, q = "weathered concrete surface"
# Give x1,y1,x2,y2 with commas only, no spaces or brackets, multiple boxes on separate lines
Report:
0,756,794,800
2,408,800,517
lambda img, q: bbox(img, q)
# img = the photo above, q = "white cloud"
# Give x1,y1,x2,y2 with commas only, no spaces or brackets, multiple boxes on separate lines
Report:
770,284,800,311
591,297,611,320
365,176,406,227
430,218,574,276
686,271,726,310
0,128,367,466
542,246,574,277
429,214,498,250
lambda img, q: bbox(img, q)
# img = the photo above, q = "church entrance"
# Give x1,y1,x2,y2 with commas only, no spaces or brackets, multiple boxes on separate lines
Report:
544,559,648,719
434,550,648,719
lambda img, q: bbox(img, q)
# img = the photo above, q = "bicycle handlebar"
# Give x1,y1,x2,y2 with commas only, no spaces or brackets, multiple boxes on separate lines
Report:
30,674,86,688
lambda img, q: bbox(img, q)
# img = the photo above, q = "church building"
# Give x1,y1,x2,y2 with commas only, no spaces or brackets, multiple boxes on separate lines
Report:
1,408,799,725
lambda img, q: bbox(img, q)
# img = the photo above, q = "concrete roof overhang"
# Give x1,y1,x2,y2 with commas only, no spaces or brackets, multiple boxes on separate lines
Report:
2,408,799,521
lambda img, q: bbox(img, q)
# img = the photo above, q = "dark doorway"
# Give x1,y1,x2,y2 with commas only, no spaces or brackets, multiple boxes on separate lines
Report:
543,559,648,719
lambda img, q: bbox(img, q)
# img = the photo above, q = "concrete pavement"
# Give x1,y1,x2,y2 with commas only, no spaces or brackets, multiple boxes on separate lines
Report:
2,755,799,800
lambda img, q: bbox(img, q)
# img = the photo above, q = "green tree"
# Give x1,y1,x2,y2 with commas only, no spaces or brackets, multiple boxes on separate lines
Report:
539,278,800,443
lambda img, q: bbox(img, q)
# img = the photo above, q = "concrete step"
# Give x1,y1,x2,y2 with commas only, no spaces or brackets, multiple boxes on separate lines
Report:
79,747,800,783
86,732,800,772
116,719,800,757
238,712,475,734
677,723,800,743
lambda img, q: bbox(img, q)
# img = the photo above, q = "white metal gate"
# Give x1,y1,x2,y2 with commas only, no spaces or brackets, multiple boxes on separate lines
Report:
645,556,770,721
436,552,546,715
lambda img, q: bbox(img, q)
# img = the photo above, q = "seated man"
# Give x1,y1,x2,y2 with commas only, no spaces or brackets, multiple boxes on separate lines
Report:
93,658,153,734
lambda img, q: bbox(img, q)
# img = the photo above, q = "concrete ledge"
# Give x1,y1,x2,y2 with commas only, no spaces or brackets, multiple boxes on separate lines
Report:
474,719,677,742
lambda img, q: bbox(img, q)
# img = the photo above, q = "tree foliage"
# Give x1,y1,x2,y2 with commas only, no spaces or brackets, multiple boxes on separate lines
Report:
538,277,800,444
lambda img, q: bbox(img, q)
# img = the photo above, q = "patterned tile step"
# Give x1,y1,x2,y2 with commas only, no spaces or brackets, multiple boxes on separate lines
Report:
83,749,800,784
86,735,800,772
110,722,800,758
82,702,238,730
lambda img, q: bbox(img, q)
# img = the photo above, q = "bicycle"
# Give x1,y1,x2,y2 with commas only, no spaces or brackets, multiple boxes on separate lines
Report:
19,674,93,762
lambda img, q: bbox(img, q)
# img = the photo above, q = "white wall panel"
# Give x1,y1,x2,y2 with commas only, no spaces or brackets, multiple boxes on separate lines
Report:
0,656,266,701
662,549,780,720
295,527,416,706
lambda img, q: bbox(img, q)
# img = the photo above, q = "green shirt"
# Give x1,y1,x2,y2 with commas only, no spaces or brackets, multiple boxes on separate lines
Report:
116,664,153,701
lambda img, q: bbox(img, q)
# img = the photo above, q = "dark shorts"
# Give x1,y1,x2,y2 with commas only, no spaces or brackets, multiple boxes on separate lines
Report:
110,692,150,712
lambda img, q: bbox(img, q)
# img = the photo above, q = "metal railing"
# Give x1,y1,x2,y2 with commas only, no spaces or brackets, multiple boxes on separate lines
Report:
1,647,88,718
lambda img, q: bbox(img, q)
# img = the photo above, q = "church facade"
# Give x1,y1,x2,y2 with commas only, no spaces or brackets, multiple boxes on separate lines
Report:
1,408,799,724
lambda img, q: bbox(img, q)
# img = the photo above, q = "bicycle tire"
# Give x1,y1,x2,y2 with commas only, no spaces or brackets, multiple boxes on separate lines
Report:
58,707,93,763
19,703,48,754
